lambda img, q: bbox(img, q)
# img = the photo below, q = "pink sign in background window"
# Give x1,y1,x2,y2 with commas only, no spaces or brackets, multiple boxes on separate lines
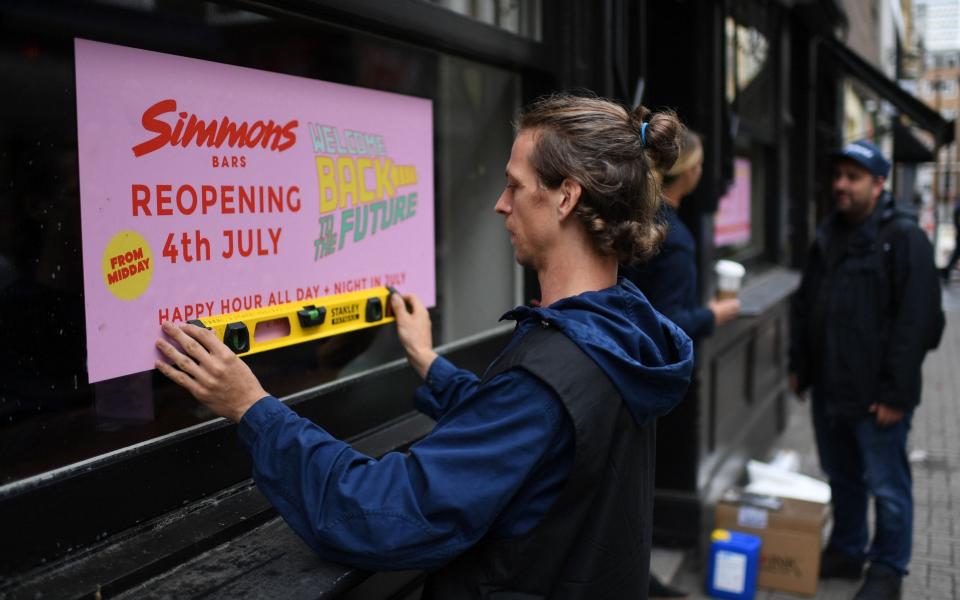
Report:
75,39,435,383
714,157,752,247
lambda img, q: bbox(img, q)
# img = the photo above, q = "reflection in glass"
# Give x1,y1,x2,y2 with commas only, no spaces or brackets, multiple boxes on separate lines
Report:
725,17,769,106
423,0,542,41
720,6,773,261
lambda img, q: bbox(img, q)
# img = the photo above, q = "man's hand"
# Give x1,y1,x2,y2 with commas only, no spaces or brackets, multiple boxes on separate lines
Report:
155,321,268,423
390,292,437,379
869,403,905,427
709,298,741,326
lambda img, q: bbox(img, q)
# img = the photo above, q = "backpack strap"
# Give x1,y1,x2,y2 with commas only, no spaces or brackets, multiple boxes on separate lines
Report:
876,211,917,250
876,211,946,351
875,212,916,311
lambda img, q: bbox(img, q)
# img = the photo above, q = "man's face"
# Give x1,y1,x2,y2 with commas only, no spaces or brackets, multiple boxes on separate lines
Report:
833,159,884,221
494,129,562,270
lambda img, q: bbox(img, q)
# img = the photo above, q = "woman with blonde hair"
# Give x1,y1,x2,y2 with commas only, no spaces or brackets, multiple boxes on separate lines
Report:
625,130,739,600
624,129,739,339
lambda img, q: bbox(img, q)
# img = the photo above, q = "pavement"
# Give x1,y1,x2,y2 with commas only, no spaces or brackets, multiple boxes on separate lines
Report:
651,278,960,600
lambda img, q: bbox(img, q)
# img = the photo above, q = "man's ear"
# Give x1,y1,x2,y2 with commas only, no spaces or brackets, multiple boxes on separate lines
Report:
557,178,582,220
873,175,886,199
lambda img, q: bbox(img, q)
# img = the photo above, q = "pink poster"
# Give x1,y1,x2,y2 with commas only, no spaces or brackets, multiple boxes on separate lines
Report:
75,39,435,383
714,158,752,247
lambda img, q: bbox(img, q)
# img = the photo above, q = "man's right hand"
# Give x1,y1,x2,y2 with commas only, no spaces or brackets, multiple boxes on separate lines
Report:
869,403,905,427
155,322,269,423
709,298,740,326
391,292,438,380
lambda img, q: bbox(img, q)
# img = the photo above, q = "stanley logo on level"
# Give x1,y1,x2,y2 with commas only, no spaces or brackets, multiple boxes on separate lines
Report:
187,286,395,357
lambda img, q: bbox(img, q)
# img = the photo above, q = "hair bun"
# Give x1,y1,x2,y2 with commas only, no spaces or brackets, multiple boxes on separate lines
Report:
632,105,684,174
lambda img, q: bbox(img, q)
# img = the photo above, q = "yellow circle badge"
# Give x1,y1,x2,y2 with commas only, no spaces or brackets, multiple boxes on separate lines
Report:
103,231,153,301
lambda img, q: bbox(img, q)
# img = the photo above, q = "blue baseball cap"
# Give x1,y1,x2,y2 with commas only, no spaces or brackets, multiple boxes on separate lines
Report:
832,139,890,178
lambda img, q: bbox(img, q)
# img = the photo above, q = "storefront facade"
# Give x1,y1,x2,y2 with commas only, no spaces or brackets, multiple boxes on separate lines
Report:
2,0,945,596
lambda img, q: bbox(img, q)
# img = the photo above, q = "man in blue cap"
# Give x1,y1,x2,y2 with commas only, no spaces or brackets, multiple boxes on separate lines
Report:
789,140,942,600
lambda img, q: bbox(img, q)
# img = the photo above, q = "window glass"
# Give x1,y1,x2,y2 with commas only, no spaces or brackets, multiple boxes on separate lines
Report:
714,157,752,248
718,3,772,260
725,10,773,141
715,147,767,260
423,0,542,41
436,56,522,341
725,17,769,107
0,0,520,485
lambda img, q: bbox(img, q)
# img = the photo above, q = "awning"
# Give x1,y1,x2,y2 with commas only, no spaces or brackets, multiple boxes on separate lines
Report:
822,37,955,146
791,0,847,36
893,121,936,163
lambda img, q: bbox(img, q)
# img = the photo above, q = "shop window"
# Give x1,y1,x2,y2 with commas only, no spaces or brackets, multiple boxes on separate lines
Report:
0,0,521,485
724,18,768,108
714,157,752,248
725,7,774,141
720,2,773,261
715,147,767,262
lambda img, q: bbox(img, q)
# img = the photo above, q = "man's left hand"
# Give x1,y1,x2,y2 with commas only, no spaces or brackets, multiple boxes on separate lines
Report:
391,292,437,379
155,321,269,423
869,403,905,427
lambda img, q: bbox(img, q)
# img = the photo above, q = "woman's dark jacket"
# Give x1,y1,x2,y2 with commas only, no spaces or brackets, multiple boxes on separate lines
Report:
622,205,714,342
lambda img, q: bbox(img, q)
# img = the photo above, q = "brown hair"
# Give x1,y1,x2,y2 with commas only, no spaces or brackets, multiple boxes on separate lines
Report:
517,92,684,263
662,129,703,187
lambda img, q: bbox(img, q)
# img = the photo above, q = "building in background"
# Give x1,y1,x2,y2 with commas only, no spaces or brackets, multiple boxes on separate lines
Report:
915,0,960,53
906,0,960,259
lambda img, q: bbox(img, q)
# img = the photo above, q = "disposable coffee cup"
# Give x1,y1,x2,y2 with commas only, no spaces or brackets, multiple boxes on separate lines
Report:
715,259,745,300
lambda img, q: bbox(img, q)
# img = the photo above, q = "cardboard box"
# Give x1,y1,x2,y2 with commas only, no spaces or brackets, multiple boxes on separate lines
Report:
715,492,829,597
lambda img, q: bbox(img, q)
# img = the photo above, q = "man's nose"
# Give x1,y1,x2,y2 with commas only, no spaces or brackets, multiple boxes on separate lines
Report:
494,192,510,215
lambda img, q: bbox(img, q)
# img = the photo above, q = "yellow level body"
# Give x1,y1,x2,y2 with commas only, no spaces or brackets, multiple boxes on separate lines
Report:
190,287,395,357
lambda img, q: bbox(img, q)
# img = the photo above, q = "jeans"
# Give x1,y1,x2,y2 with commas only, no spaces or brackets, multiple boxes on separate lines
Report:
945,241,960,277
812,398,913,575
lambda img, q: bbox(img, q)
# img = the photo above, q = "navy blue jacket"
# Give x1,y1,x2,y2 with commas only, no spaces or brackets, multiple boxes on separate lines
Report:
237,279,693,571
623,206,714,342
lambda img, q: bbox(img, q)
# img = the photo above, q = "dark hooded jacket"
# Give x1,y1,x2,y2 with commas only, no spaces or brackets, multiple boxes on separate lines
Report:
238,278,692,577
789,192,940,417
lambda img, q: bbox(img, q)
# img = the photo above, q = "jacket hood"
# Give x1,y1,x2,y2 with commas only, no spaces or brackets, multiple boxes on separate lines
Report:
502,278,693,425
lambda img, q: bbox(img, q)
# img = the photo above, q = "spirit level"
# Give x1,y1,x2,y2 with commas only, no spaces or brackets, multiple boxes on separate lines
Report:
186,286,396,357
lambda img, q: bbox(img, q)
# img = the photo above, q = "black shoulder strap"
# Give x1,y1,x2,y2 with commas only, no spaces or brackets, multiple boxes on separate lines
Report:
482,325,619,415
876,212,946,350
877,212,917,248
481,323,623,495
875,213,917,287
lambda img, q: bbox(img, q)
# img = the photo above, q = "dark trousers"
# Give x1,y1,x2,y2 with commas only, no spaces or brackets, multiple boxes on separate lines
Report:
947,213,960,276
945,240,960,275
812,398,913,575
